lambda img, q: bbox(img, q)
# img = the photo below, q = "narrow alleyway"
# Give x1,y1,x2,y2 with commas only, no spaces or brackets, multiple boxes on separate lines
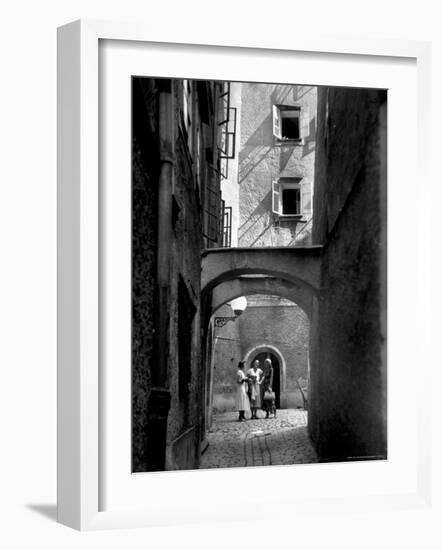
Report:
200,409,318,469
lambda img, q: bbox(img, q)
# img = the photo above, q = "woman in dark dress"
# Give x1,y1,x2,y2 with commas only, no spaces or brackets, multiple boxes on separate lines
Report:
262,358,276,418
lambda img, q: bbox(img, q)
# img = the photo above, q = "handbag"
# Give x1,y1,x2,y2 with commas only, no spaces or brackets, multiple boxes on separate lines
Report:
263,390,275,401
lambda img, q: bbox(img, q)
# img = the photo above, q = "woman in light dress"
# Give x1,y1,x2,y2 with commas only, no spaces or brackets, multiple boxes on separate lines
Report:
235,361,250,421
247,359,264,419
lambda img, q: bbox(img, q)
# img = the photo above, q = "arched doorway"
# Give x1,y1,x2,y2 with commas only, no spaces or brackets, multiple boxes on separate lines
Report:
243,344,287,407
252,351,281,408
205,294,309,436
201,268,314,432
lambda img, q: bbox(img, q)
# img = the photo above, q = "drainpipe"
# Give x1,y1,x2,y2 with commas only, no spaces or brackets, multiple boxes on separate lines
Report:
146,79,174,471
154,79,174,385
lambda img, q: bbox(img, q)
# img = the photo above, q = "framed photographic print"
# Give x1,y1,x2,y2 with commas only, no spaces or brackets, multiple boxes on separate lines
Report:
57,19,432,530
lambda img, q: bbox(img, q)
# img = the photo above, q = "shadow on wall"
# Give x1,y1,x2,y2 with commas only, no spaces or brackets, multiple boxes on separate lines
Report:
270,85,293,106
285,218,313,246
240,114,273,149
238,144,272,183
237,189,273,245
292,86,315,102
25,504,57,522
279,145,294,172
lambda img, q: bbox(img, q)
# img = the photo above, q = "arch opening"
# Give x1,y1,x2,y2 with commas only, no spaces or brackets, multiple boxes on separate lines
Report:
250,350,282,408
202,267,319,297
207,274,313,323
200,246,323,298
205,293,310,427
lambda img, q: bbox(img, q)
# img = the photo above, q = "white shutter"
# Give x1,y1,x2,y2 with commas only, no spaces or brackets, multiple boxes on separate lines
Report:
301,186,312,214
272,105,281,139
182,79,188,124
296,188,301,215
300,108,310,139
272,180,280,214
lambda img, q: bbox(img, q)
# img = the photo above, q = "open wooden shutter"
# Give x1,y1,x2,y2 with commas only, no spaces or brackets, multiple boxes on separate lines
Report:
301,184,312,214
272,105,282,139
300,108,310,140
272,180,280,214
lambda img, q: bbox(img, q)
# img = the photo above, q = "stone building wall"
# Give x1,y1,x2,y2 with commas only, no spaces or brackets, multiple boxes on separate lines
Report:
132,78,160,473
165,81,205,470
309,86,387,461
132,78,224,471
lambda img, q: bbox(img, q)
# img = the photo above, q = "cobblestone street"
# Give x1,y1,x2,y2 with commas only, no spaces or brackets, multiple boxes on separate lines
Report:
200,409,318,469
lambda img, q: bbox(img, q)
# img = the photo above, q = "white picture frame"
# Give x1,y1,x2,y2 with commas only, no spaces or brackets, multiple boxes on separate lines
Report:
57,19,432,531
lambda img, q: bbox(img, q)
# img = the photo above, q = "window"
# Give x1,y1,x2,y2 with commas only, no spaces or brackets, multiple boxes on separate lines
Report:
221,202,232,247
272,105,310,142
282,187,301,215
195,122,201,188
182,79,193,153
178,276,196,426
272,178,303,217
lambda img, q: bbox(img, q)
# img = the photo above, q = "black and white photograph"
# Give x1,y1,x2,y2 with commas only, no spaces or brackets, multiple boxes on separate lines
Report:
132,77,387,472
3,0,439,543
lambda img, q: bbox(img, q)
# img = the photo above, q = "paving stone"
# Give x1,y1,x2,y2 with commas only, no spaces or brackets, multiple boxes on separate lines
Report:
200,409,318,469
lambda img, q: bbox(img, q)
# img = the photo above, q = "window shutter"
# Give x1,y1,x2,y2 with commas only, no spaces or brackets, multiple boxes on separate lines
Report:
301,187,312,214
272,180,280,214
272,105,282,139
182,79,188,123
300,108,310,139
296,188,301,214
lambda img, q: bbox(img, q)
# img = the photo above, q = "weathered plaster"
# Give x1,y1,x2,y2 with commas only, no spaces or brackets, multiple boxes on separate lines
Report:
238,83,317,247
309,87,387,461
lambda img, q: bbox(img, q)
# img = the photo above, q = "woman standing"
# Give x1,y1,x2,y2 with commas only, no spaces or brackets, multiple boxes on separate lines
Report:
262,358,275,418
235,361,250,421
247,359,263,419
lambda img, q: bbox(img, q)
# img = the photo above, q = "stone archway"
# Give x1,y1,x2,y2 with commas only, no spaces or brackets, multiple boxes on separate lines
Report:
200,246,320,432
206,289,310,418
200,247,320,370
210,276,313,320
201,246,323,296
243,344,287,405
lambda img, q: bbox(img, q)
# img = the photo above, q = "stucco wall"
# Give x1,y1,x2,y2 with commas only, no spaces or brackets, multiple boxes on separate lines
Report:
209,83,315,417
309,86,387,461
238,83,317,247
211,303,242,412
